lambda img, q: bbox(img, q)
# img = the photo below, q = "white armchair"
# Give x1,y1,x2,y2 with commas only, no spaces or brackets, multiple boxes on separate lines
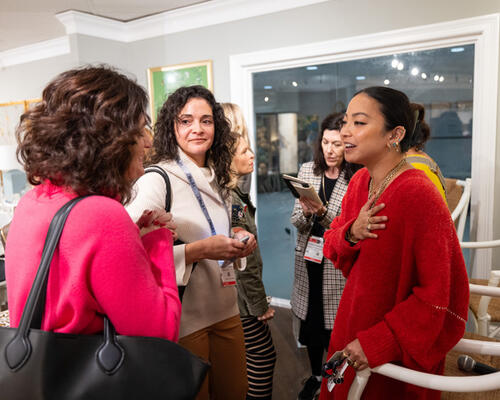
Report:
447,178,471,241
346,282,500,399
463,241,500,337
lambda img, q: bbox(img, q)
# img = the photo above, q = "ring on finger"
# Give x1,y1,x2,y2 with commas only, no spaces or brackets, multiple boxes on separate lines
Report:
352,360,359,369
367,223,371,231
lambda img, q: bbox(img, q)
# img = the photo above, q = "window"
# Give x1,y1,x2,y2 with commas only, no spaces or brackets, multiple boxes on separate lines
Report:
253,45,474,299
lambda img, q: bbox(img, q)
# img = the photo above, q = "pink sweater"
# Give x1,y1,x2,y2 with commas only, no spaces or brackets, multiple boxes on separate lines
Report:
5,182,181,342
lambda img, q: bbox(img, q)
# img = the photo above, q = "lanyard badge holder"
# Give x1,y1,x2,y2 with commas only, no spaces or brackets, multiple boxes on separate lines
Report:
176,158,236,287
322,351,349,392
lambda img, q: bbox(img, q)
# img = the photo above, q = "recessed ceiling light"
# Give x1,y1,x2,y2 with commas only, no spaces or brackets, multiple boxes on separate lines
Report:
384,79,390,85
439,76,444,82
292,81,298,87
264,85,272,90
397,62,404,71
451,47,465,53
421,72,427,79
411,67,419,76
306,66,318,70
264,96,269,102
391,59,399,68
434,74,440,81
356,76,366,81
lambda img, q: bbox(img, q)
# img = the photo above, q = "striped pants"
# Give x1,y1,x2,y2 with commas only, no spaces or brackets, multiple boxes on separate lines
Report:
241,316,277,400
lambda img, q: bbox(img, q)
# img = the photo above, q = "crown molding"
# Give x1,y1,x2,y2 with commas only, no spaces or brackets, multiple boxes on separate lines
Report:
56,0,328,43
56,10,128,42
0,36,70,68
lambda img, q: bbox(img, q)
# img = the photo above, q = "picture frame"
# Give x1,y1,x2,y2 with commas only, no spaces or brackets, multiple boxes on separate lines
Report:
0,99,40,145
147,60,213,124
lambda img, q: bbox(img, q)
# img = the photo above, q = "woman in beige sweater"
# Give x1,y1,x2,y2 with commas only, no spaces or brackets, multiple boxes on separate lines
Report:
127,86,256,400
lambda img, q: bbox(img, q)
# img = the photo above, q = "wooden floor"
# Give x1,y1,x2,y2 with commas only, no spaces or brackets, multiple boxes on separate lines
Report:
268,306,314,400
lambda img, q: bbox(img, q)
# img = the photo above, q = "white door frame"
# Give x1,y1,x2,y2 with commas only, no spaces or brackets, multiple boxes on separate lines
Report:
230,14,499,279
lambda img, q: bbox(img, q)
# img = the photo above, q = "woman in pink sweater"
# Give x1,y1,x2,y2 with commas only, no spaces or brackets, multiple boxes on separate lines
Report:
6,66,181,342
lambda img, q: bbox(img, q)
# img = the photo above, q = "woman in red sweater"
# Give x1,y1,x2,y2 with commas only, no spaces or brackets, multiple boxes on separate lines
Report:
320,87,469,399
6,66,181,341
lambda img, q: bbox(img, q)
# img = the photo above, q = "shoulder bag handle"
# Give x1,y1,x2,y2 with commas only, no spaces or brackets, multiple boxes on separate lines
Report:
144,166,171,212
4,195,127,374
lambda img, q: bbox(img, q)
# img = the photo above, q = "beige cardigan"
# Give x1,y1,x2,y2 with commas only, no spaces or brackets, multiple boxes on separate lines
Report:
126,148,238,338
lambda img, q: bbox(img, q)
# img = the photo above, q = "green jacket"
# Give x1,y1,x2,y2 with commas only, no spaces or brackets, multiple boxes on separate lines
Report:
231,187,269,317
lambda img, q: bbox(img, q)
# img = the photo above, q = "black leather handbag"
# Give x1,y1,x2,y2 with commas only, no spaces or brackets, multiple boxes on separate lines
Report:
0,196,209,400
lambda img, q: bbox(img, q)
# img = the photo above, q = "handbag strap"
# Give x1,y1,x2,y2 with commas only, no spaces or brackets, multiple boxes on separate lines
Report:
6,196,92,370
144,165,171,212
144,165,197,302
6,195,130,374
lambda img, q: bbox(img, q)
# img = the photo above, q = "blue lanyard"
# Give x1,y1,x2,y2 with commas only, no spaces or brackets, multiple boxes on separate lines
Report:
176,157,224,237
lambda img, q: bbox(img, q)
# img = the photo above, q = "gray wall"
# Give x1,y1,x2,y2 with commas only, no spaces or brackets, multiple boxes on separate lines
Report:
0,36,79,103
126,0,500,100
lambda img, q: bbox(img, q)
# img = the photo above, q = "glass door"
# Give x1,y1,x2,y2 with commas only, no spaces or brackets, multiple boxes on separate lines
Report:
253,44,475,300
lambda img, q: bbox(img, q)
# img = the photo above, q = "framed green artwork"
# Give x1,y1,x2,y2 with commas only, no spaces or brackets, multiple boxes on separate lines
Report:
147,60,213,124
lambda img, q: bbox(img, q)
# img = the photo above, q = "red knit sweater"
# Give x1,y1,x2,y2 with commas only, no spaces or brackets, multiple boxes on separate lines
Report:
319,168,469,400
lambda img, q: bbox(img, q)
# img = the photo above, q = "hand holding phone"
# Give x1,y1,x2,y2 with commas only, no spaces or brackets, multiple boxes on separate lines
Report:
239,235,250,244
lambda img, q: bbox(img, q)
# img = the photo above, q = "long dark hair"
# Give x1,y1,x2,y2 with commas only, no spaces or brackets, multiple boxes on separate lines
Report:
16,65,149,204
151,86,235,191
355,86,423,153
313,112,361,181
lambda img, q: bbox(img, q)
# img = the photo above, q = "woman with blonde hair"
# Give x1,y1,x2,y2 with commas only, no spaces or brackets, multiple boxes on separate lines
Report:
222,102,276,400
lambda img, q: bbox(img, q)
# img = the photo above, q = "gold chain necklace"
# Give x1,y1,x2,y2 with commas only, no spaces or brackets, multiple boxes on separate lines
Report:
368,158,407,208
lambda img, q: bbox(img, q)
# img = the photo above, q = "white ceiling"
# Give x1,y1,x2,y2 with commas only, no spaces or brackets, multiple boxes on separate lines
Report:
0,0,209,52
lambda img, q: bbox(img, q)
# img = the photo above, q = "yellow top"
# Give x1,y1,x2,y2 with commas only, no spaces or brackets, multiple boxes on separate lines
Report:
406,154,447,204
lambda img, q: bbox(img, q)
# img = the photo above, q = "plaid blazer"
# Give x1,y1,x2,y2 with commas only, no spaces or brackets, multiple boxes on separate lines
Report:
290,161,348,330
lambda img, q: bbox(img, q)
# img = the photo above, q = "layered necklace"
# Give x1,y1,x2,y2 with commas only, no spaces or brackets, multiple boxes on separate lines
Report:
321,168,339,208
368,158,407,208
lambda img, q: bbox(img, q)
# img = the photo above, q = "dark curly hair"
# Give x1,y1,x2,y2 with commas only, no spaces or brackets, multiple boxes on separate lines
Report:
313,112,362,181
151,85,235,191
16,65,149,204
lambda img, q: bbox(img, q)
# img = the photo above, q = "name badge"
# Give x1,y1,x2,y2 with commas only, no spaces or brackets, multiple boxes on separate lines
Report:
304,235,324,264
220,263,237,287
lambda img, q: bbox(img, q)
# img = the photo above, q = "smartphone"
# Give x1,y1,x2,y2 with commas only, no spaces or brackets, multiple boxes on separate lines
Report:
239,235,250,244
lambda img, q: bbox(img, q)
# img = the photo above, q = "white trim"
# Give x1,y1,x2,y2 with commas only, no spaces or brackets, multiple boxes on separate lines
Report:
230,14,500,279
56,0,328,43
56,11,128,42
0,36,70,68
270,297,291,309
